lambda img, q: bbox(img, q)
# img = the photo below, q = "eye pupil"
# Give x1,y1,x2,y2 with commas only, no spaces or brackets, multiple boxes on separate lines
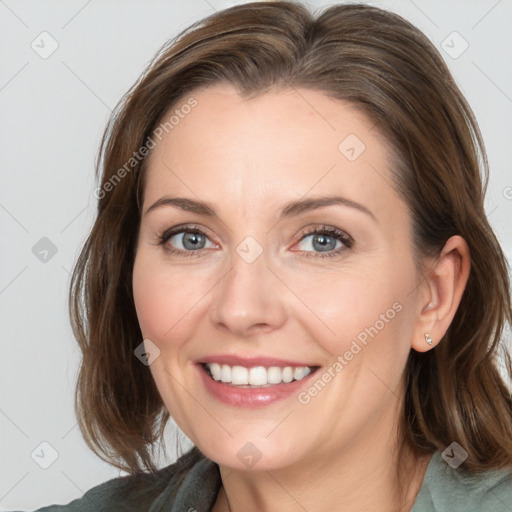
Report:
313,233,336,252
183,232,205,250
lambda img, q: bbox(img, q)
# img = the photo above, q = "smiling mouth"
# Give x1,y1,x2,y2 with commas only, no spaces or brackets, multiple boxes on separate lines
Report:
201,363,320,388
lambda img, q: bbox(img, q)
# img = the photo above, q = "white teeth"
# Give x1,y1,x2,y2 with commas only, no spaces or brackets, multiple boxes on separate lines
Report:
205,363,314,386
294,367,311,380
231,366,249,385
282,367,294,383
221,364,231,383
209,363,222,381
248,366,267,385
267,366,283,384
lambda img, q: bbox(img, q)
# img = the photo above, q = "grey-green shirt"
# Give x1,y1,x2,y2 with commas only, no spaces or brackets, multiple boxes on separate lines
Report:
17,450,512,511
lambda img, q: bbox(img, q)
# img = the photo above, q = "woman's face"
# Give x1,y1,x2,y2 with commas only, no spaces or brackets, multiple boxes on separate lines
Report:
133,83,425,471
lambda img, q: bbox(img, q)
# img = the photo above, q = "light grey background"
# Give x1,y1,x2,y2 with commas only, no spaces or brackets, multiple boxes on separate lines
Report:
1,0,511,509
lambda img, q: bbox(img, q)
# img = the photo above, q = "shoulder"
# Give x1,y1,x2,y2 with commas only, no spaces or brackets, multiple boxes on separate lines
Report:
23,447,208,512
413,451,512,512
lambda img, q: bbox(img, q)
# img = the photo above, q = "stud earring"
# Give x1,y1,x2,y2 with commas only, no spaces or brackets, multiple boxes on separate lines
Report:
425,333,433,345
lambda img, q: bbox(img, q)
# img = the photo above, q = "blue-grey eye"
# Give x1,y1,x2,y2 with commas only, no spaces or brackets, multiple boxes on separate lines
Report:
168,231,213,251
297,232,343,253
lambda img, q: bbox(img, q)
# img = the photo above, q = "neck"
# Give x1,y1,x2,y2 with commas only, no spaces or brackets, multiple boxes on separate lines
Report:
213,428,431,512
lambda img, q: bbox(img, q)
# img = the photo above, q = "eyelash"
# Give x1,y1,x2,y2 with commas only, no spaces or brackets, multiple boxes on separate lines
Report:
156,224,354,259
297,226,354,258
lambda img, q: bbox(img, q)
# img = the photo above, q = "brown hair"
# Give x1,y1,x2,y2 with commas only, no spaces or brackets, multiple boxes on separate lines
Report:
70,0,512,478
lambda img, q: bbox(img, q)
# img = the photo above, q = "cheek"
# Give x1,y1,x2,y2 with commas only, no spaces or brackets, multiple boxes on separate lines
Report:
287,262,415,361
132,252,198,342
132,249,225,369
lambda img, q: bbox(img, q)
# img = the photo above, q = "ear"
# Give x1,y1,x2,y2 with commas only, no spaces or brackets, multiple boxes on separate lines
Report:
411,235,471,353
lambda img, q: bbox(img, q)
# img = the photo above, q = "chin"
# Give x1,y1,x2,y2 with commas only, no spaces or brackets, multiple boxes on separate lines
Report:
193,432,307,472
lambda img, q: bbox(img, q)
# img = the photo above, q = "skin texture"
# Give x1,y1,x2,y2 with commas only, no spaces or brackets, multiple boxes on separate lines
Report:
132,83,470,511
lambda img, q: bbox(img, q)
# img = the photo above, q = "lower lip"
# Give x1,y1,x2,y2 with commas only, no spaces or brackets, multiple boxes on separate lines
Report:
197,364,317,408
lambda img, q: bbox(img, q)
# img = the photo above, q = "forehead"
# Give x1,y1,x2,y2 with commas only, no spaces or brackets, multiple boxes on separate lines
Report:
142,83,402,221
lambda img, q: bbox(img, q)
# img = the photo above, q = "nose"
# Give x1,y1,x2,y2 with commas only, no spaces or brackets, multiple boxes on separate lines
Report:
209,245,287,338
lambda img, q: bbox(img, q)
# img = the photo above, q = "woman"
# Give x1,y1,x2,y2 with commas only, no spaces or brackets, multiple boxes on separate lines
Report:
24,1,512,511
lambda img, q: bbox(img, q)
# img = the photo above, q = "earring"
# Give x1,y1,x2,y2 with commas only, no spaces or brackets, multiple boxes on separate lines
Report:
425,333,433,345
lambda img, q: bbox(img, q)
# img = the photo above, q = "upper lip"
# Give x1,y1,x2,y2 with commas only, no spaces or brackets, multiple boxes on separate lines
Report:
195,354,318,368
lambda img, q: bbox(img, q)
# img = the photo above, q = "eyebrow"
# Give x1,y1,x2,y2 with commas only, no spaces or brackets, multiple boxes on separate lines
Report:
144,195,376,221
